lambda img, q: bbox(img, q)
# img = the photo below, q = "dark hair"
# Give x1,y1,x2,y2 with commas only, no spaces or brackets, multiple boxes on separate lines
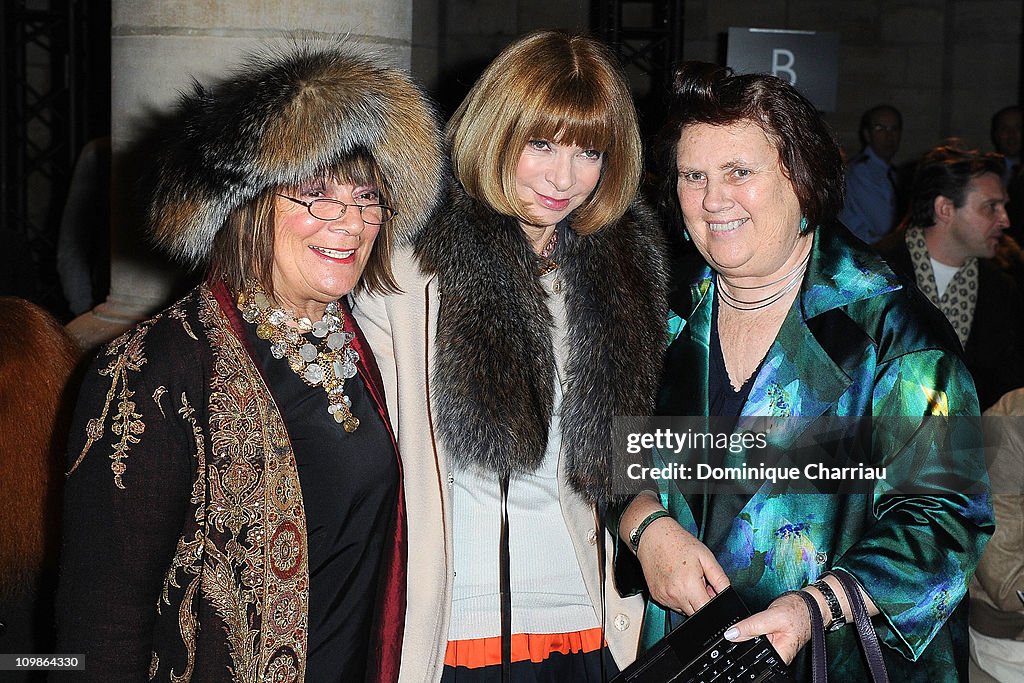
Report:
859,104,902,135
654,62,844,232
906,141,1005,228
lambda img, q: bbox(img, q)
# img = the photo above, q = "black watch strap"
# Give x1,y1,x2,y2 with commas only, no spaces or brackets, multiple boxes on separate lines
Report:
810,577,846,632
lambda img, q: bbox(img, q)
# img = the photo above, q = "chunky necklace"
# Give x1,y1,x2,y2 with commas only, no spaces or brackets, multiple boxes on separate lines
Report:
717,249,811,311
238,280,361,432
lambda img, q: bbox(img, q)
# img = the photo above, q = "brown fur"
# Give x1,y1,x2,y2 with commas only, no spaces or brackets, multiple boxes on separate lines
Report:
149,42,445,266
0,298,80,596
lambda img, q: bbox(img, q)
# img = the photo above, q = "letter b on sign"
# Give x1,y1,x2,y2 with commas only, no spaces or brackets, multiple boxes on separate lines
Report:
727,28,838,110
772,49,796,84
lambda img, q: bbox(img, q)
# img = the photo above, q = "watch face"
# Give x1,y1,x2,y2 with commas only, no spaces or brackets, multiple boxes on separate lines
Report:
826,616,846,632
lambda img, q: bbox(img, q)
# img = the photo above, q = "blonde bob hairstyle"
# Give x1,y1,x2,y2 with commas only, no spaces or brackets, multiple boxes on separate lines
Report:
448,30,642,235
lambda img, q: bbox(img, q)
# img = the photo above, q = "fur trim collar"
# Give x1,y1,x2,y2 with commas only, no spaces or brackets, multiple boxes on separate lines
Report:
150,42,445,265
416,183,668,501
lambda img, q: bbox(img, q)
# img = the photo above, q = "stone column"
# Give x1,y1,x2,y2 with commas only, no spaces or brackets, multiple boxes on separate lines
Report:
67,0,414,349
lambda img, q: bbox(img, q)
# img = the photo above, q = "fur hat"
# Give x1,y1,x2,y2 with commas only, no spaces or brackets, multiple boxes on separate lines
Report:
150,42,445,265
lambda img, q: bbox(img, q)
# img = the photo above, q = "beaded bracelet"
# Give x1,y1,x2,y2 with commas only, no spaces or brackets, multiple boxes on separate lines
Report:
628,509,671,552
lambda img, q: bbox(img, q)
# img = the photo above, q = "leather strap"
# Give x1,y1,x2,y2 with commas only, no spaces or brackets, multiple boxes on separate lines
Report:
499,474,512,683
783,590,827,683
833,570,889,683
596,501,609,682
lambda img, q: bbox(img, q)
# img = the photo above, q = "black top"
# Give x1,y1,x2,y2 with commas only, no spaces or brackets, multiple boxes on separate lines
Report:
703,293,765,552
708,296,760,421
873,231,1024,410
245,318,398,682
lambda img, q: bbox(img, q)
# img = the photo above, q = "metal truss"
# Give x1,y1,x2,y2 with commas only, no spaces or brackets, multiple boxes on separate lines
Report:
592,0,685,104
1,0,109,315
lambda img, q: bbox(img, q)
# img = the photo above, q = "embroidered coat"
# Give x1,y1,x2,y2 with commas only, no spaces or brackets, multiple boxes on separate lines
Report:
352,181,669,681
56,283,406,682
641,227,993,681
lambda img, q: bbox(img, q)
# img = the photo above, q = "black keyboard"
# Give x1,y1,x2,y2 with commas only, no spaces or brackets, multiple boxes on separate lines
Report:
612,587,796,683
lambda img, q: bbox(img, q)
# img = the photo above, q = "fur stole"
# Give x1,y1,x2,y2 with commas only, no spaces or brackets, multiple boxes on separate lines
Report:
415,183,668,502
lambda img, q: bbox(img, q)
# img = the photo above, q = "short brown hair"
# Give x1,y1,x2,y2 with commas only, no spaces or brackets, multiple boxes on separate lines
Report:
208,150,397,297
447,30,642,235
655,62,844,232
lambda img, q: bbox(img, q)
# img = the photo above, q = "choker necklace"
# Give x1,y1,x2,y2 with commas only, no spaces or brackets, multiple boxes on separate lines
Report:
717,249,811,311
238,280,361,432
536,228,559,276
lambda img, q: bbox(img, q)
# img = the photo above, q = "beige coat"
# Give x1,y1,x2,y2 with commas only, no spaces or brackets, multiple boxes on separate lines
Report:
971,389,1024,640
354,245,645,682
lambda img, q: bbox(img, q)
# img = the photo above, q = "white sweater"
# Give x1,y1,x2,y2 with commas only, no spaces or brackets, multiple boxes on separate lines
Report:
448,269,599,639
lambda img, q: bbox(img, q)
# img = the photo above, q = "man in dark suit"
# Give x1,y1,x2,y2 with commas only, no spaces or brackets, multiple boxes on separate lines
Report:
839,104,903,244
876,143,1024,410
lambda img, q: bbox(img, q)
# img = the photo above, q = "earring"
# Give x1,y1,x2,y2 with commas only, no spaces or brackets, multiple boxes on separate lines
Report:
681,226,691,242
799,216,809,233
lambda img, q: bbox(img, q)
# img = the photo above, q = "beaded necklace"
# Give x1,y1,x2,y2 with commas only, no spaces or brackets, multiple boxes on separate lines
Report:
238,280,361,432
536,227,559,276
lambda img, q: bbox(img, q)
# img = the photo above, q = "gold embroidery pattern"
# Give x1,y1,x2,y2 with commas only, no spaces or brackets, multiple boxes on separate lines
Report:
264,650,300,683
110,388,145,488
168,303,199,341
68,296,194,484
67,321,155,483
153,386,168,417
269,590,302,634
197,286,309,682
201,541,261,681
161,392,207,683
181,392,208,518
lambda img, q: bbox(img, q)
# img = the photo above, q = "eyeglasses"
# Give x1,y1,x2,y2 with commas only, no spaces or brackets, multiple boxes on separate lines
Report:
276,194,397,225
870,124,901,133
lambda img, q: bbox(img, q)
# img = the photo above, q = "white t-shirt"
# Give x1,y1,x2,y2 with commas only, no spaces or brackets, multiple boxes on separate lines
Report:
931,258,962,298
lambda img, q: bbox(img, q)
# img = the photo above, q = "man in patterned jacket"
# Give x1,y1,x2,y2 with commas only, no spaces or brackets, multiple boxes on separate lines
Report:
875,143,1024,410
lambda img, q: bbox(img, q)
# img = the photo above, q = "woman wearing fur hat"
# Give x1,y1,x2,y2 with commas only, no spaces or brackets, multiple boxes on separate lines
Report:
56,44,444,682
353,30,667,682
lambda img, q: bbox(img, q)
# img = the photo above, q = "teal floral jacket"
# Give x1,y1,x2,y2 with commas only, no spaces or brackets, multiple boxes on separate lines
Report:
642,228,993,681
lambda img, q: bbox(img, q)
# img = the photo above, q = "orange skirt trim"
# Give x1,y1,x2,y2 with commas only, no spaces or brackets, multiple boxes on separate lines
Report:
444,628,606,669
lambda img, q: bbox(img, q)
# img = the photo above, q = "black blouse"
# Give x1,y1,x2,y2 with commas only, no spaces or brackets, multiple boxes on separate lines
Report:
245,318,398,682
703,293,766,552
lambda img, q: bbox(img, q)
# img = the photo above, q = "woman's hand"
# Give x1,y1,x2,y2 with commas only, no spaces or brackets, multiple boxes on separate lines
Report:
722,592,812,665
635,516,731,614
619,492,729,614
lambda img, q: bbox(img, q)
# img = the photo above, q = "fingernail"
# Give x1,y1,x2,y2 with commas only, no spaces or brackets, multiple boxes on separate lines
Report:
723,627,739,641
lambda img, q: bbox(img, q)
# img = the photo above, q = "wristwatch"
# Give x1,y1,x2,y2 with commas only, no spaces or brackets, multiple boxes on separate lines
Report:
810,577,847,632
